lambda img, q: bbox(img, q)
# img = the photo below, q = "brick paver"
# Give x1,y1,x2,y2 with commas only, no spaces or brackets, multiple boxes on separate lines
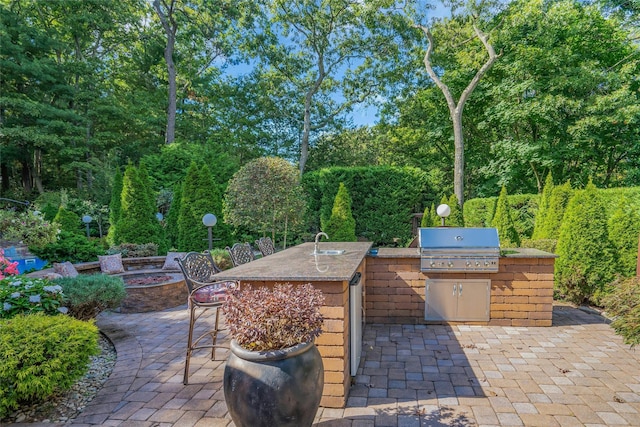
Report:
24,304,632,426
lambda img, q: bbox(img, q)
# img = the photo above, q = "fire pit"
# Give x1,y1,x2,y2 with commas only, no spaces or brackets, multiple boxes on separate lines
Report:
120,272,187,313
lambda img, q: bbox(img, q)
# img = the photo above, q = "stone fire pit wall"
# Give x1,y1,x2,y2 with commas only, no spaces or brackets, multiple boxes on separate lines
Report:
365,248,556,327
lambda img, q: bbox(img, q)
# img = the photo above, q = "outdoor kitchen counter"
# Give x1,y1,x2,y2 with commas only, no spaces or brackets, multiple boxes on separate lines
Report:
214,241,372,282
214,241,372,409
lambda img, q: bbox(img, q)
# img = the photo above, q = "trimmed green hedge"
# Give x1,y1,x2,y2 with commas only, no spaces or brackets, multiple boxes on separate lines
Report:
303,166,431,246
464,193,539,239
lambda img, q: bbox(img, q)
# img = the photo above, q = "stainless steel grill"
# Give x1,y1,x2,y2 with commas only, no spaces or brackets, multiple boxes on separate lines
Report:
418,227,500,272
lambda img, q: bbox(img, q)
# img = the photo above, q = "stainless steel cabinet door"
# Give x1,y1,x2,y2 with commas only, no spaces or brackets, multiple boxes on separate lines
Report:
425,279,490,321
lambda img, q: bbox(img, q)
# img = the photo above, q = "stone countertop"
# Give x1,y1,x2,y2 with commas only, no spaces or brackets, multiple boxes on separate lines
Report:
369,247,557,258
214,241,372,282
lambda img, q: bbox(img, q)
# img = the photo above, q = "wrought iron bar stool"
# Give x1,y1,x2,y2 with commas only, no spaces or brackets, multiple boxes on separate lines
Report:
225,242,256,267
255,236,276,257
176,252,237,384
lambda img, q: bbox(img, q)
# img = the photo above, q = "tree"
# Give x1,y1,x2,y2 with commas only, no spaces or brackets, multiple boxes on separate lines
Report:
252,0,387,174
116,165,164,247
531,173,554,240
491,186,520,247
323,183,357,242
413,1,500,207
54,207,82,236
540,181,573,241
608,196,640,277
223,157,306,248
106,168,123,246
555,181,617,304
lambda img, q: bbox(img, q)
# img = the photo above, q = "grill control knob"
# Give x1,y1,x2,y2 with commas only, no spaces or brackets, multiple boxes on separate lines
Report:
484,261,490,267
475,261,480,267
430,261,435,267
448,261,454,268
465,261,471,267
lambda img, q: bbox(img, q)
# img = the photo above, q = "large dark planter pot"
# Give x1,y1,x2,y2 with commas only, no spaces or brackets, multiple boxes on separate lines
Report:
223,339,324,427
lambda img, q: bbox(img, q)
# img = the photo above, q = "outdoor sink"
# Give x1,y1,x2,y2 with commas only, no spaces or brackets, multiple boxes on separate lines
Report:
312,249,346,256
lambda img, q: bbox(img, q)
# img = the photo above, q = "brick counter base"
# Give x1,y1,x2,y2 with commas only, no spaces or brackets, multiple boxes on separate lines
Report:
365,256,554,327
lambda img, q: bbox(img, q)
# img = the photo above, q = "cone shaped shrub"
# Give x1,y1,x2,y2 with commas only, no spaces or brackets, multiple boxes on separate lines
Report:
106,167,123,246
532,173,554,240
608,197,640,277
324,182,357,242
555,181,617,304
542,181,573,240
491,186,520,247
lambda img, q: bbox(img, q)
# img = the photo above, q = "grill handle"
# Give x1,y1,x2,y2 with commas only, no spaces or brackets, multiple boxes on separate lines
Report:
452,284,456,296
459,283,463,296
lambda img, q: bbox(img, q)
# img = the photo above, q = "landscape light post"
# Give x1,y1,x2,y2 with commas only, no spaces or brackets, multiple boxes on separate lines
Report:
202,213,217,251
82,215,92,238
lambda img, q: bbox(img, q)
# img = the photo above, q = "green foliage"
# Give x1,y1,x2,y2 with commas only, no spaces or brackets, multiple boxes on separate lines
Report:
303,166,431,246
165,184,181,249
447,194,464,227
223,157,306,248
462,197,496,227
54,207,82,235
116,165,165,250
491,186,521,247
54,274,126,321
0,276,67,319
520,239,557,254
541,181,573,240
323,183,357,242
602,277,640,348
29,231,105,264
608,197,640,277
532,173,554,240
209,248,233,271
0,210,59,249
107,167,123,247
0,313,99,418
555,182,617,304
178,163,233,251
107,243,158,258
420,204,435,227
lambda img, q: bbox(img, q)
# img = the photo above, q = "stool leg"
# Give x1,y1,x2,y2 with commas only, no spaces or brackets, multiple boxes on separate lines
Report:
184,302,196,385
210,307,221,359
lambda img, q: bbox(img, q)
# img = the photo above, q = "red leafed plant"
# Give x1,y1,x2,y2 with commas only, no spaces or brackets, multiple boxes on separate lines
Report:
222,283,324,352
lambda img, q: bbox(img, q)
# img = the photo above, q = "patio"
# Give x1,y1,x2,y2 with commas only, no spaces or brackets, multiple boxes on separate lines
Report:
21,303,640,427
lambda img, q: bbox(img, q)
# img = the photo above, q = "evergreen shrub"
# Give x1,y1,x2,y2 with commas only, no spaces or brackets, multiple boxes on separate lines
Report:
54,274,126,321
491,186,521,247
447,194,464,227
0,313,99,417
520,238,557,253
303,166,431,246
531,173,554,240
106,167,123,246
462,197,496,227
210,248,233,271
608,198,640,277
30,231,105,263
555,182,617,304
107,243,158,258
53,206,82,235
602,276,640,348
323,183,357,242
540,181,573,240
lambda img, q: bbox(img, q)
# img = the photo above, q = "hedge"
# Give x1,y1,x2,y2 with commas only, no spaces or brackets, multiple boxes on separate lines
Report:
303,166,432,246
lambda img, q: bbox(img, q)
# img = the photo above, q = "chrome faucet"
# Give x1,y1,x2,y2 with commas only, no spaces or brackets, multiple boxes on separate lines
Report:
314,232,328,255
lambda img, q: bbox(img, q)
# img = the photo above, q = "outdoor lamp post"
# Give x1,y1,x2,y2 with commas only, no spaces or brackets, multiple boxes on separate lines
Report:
82,215,92,238
436,204,451,227
202,213,217,251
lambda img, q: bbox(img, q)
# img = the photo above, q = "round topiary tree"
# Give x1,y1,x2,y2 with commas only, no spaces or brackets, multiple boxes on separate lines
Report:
555,181,617,304
491,186,520,247
608,196,640,278
223,157,306,248
323,182,357,242
532,172,554,240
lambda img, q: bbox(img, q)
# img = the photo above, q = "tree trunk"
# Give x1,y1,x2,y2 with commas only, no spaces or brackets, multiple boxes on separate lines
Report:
153,0,177,145
416,23,499,207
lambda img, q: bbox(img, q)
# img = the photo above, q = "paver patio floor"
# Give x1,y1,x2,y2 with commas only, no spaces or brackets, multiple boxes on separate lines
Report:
16,303,640,427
